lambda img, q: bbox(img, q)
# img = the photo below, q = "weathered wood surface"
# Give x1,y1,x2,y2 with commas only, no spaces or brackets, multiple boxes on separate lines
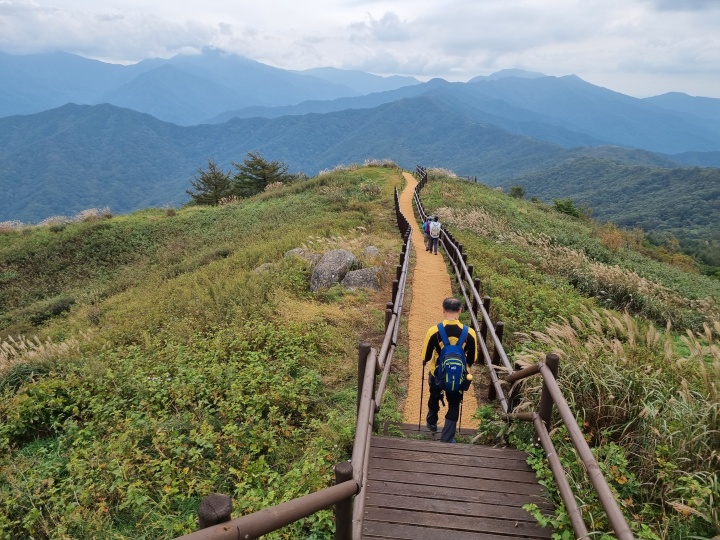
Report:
363,436,552,539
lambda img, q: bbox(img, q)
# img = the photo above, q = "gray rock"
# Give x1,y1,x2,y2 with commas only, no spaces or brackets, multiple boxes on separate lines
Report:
341,267,381,291
363,246,380,259
310,249,359,291
254,263,274,273
284,248,321,265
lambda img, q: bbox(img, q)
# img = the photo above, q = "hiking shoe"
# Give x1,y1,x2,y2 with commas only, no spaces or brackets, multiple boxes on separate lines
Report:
426,422,438,434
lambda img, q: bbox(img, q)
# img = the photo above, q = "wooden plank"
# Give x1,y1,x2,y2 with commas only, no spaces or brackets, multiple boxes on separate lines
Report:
363,507,552,538
372,435,530,461
362,435,552,538
386,422,478,438
367,468,545,497
366,492,537,523
363,520,512,540
369,457,539,484
371,445,532,471
365,479,553,510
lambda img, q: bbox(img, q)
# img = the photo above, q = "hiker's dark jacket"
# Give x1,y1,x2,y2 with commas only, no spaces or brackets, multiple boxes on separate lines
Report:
421,319,478,374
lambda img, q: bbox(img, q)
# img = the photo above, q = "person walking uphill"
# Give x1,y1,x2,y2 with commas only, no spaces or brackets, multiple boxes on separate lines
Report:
422,297,478,442
428,216,441,255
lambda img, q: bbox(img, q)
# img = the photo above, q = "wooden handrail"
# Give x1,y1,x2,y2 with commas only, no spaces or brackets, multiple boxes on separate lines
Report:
174,479,358,540
538,362,634,540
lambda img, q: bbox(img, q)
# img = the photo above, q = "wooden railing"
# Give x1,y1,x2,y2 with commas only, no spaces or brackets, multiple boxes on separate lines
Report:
173,187,412,540
414,165,634,540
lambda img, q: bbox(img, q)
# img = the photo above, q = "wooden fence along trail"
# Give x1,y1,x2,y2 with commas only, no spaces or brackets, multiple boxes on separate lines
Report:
174,167,635,540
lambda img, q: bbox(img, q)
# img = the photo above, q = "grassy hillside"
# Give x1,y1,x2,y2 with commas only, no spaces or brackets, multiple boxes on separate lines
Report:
2,163,718,539
419,169,719,539
501,157,720,270
0,165,406,539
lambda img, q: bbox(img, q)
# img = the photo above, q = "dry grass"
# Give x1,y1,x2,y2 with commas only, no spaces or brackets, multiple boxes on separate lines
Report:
515,306,719,478
0,334,84,374
427,167,457,178
443,207,720,327
264,181,284,192
0,221,26,232
219,195,242,206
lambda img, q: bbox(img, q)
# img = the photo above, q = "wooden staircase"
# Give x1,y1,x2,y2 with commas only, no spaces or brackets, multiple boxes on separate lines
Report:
362,434,552,539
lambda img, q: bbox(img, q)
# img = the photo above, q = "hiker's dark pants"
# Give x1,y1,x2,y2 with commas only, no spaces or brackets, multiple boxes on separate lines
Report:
426,373,462,442
430,236,439,254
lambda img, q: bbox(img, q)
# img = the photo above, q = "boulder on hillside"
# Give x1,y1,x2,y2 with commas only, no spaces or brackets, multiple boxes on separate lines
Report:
341,267,381,291
310,249,358,291
284,248,321,265
363,246,380,259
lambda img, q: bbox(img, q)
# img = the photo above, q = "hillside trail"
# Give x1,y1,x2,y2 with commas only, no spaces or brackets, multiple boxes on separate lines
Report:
399,172,479,431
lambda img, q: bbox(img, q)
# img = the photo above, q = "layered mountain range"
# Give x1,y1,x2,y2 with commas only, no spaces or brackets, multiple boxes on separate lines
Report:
0,49,718,266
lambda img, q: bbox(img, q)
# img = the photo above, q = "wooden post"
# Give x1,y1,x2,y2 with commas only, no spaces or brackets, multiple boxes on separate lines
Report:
480,296,490,342
357,341,371,414
539,353,560,430
198,494,232,529
488,321,504,401
471,277,480,314
507,362,523,414
492,322,504,366
396,264,402,281
392,279,399,303
334,461,354,540
467,264,474,279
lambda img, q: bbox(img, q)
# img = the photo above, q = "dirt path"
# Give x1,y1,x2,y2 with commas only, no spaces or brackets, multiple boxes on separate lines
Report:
400,172,479,430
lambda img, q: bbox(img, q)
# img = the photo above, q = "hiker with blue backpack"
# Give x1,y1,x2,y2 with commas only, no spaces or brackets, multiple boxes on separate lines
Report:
421,297,478,442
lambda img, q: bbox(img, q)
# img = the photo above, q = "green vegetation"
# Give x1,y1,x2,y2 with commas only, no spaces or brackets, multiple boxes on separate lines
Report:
231,152,297,198
187,153,298,206
3,162,718,539
186,159,233,206
0,165,405,539
504,157,720,270
421,171,719,539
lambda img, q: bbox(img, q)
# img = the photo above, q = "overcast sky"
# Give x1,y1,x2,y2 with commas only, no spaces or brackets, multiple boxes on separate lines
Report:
2,0,720,98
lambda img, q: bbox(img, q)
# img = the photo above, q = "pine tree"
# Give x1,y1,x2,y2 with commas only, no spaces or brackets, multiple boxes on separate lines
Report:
186,159,232,206
231,152,293,197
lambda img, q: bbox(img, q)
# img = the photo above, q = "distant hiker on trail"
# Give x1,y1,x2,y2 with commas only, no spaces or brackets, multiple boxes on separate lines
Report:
422,215,433,251
428,216,441,255
422,297,478,443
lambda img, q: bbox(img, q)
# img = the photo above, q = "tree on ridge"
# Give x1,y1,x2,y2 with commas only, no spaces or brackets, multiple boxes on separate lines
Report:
186,159,233,206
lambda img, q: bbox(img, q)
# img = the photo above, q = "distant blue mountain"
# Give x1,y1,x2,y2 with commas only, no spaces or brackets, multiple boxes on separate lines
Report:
292,67,420,95
208,74,720,155
0,49,417,125
643,92,720,123
468,68,547,82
